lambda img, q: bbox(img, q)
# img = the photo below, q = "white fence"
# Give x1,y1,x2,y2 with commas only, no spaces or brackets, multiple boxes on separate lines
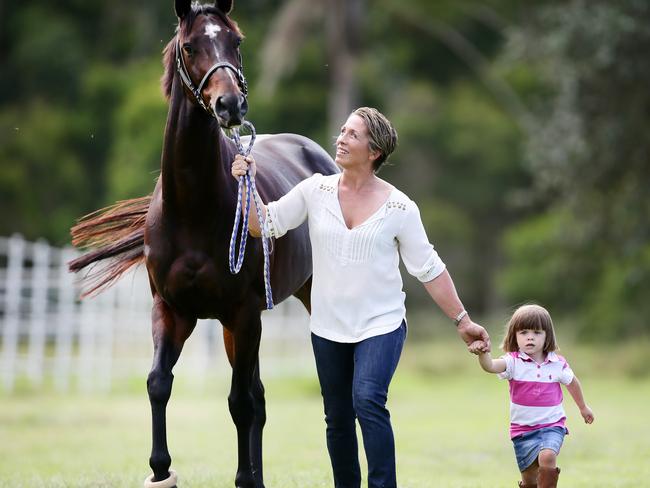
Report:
0,234,313,394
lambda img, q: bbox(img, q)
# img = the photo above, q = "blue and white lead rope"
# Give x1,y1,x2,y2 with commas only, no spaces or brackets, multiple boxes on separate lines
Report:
228,121,274,310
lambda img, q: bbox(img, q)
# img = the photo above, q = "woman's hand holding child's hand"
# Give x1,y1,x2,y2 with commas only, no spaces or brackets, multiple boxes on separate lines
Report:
468,340,487,355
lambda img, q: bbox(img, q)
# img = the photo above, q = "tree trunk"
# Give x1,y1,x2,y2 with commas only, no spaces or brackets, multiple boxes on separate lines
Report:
326,0,362,140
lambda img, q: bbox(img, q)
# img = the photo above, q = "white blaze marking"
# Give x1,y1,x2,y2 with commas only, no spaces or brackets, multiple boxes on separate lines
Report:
205,23,221,39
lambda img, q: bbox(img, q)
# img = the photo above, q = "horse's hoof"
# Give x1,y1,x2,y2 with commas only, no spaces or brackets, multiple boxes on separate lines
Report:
234,474,261,488
235,482,264,488
143,469,178,488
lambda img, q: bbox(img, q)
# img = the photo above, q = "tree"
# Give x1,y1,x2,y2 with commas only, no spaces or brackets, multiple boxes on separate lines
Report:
499,0,650,339
254,0,362,138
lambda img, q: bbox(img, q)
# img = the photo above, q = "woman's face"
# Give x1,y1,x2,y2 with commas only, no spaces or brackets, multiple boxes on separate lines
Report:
335,114,379,170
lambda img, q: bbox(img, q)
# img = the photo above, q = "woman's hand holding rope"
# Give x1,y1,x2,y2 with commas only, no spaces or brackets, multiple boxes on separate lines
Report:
228,124,273,309
232,154,256,179
231,154,263,237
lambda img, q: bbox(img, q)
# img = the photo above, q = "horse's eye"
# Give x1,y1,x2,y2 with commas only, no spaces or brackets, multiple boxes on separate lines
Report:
182,43,194,56
236,38,242,48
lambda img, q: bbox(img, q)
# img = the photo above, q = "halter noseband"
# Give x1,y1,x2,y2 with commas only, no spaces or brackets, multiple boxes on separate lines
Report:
175,38,249,118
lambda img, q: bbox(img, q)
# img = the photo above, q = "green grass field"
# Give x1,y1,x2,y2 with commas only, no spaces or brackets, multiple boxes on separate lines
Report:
1,340,649,487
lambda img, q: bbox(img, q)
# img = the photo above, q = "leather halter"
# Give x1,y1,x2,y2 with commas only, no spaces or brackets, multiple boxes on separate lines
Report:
175,37,248,118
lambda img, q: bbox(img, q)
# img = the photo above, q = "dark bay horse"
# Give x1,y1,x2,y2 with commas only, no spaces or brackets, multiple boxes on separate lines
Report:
69,1,337,486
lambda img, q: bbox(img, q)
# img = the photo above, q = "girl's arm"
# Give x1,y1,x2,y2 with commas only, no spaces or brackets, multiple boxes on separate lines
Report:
476,351,507,374
565,376,595,424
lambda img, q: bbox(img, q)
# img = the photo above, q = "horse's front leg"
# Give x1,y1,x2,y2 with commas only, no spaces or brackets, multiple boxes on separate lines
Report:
145,294,196,486
224,309,265,488
249,358,266,483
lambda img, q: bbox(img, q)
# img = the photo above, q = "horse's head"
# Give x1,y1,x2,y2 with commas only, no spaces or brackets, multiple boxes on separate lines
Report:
172,0,248,128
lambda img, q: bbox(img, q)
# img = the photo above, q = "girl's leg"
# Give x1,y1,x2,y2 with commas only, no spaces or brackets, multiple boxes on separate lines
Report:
520,460,538,487
537,449,560,488
352,322,406,488
311,333,361,488
519,445,561,487
538,449,557,468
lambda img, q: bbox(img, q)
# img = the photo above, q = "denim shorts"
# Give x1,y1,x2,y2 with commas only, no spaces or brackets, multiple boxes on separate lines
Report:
512,426,566,471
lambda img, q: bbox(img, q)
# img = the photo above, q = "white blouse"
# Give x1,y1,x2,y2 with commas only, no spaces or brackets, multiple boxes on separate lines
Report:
265,173,446,343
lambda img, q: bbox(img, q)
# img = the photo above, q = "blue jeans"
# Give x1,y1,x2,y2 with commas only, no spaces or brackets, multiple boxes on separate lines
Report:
311,321,406,488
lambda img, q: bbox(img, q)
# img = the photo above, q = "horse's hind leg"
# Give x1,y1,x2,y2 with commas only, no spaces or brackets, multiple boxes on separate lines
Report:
147,294,196,483
223,330,266,485
224,309,265,488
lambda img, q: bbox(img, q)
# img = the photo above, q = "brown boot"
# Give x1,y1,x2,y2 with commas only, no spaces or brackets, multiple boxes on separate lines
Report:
518,481,537,488
537,466,560,487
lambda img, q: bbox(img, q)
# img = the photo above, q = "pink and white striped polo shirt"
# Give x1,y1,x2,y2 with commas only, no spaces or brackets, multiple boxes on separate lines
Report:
497,351,574,439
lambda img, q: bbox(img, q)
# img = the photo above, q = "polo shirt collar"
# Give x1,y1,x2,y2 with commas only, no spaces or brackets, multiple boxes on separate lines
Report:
517,350,559,364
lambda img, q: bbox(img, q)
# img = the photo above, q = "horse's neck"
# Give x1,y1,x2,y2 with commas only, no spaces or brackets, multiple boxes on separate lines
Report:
161,87,238,216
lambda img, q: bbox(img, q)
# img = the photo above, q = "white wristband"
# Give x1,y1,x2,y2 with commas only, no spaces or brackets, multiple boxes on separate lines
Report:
453,310,468,326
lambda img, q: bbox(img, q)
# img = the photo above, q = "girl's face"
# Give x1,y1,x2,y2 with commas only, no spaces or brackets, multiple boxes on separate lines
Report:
516,328,547,358
335,114,379,169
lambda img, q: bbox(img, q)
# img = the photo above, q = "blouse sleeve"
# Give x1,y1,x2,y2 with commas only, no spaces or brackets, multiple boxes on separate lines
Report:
397,200,446,282
264,174,320,239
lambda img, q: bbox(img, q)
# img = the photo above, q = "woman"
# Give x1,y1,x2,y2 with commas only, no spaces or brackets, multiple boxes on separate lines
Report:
232,107,490,488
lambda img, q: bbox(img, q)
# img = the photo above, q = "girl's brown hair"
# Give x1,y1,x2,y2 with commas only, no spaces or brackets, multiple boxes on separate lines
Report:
501,304,559,353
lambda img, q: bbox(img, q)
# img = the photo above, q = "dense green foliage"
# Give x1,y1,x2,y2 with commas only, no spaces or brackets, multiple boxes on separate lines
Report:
497,0,650,339
1,0,647,339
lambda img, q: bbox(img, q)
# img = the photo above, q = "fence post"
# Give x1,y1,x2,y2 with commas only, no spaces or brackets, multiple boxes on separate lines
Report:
96,285,116,393
26,239,50,386
54,247,77,392
78,290,99,393
1,234,25,392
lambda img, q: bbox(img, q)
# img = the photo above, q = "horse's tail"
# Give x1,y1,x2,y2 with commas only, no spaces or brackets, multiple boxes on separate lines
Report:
68,195,150,297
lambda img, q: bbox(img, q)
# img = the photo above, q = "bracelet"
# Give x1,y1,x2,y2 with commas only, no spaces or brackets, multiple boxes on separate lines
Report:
453,310,468,326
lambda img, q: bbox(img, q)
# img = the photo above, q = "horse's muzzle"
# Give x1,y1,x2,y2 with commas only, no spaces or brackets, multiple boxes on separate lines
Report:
214,93,248,128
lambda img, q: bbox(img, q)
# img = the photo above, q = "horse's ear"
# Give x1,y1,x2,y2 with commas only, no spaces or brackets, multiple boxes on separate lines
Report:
175,0,192,19
215,0,233,14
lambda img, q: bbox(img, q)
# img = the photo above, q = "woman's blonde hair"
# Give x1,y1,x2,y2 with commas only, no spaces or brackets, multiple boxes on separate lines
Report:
352,107,398,172
501,304,559,353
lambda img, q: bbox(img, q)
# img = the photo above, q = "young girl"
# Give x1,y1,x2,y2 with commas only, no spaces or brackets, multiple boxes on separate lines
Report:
470,304,594,488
